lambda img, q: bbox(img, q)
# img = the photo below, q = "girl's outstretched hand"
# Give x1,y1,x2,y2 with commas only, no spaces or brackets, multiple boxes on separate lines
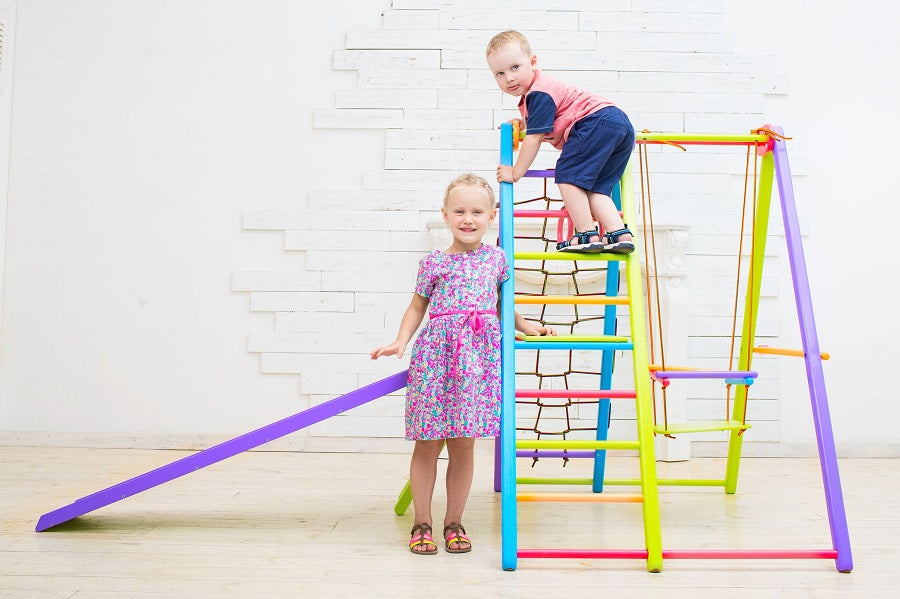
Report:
370,340,407,360
512,309,558,338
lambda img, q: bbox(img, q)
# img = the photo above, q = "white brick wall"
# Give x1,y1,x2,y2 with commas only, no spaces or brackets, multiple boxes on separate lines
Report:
235,0,794,454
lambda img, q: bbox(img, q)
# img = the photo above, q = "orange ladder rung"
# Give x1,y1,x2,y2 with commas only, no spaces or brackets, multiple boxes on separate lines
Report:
754,346,830,360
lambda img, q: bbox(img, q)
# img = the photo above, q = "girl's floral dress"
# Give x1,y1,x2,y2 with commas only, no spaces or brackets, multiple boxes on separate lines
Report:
406,244,509,440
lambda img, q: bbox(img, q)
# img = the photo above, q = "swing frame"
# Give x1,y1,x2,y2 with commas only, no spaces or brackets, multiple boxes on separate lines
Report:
638,131,765,438
629,127,852,571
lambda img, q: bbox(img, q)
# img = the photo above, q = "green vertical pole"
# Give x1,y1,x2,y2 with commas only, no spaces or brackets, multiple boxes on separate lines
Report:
724,150,774,493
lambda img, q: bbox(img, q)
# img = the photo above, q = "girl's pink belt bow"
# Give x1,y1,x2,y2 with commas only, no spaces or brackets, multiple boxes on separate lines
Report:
429,308,496,382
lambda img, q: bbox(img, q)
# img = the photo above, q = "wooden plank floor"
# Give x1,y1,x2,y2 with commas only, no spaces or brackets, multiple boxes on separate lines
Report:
1,445,895,598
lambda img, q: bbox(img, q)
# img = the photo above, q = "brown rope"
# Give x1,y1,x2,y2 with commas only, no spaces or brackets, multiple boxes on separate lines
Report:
743,142,759,426
639,139,672,432
637,145,660,428
726,143,759,423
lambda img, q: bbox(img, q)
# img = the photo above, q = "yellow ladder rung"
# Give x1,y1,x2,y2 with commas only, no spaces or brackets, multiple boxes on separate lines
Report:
514,295,629,305
517,492,644,503
514,251,626,261
648,364,705,372
655,420,751,435
515,333,628,342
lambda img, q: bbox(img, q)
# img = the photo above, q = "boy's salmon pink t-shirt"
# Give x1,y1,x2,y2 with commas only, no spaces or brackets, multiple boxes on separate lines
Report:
518,69,615,150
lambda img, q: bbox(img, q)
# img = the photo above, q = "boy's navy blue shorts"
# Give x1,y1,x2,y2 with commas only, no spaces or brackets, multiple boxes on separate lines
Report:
554,106,635,197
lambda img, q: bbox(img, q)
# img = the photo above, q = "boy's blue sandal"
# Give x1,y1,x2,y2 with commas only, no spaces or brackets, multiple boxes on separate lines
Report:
556,228,604,253
599,227,635,254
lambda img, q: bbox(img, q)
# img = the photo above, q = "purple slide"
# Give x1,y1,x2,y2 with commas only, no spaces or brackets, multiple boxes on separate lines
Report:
36,370,408,531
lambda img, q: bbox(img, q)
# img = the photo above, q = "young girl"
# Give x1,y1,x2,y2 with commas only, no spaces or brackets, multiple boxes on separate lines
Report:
371,173,554,555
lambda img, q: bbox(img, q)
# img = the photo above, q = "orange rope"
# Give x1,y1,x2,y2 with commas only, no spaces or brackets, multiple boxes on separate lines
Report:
640,129,688,152
751,126,792,141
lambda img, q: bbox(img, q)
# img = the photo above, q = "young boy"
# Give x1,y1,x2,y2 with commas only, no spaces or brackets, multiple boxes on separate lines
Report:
486,30,635,254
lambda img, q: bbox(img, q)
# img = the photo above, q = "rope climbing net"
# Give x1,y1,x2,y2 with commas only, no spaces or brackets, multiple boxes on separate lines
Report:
511,174,620,465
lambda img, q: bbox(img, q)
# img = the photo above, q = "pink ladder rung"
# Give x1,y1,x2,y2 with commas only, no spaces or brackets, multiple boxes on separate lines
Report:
513,209,568,218
512,209,572,242
515,388,636,399
516,492,643,503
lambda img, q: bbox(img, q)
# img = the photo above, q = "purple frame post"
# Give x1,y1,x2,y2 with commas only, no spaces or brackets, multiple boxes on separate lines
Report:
36,370,409,532
772,129,853,572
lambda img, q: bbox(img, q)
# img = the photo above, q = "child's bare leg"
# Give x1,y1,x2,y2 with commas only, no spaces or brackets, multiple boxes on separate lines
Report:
588,192,631,240
409,439,443,552
558,183,599,240
444,437,475,551
589,192,634,253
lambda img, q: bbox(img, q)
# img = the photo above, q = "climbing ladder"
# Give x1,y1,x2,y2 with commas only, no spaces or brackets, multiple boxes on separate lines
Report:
497,124,852,573
497,122,663,571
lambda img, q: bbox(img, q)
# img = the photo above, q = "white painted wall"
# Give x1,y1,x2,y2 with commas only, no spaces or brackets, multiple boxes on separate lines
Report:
1,0,897,456
0,1,16,350
0,0,389,447
724,0,900,455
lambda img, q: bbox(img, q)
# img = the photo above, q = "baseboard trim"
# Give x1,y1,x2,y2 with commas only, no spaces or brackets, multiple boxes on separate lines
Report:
1,431,896,458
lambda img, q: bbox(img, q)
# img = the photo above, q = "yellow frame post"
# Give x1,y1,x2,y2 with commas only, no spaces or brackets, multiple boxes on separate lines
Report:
724,150,775,493
620,162,664,572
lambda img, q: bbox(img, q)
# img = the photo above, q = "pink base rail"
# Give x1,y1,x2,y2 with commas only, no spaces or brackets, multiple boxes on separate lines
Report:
519,549,839,560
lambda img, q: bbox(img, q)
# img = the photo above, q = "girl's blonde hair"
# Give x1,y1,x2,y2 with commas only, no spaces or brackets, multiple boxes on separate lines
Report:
443,173,495,208
486,30,532,58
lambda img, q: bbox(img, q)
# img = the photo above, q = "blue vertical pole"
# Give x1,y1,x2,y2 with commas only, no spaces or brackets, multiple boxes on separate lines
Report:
592,182,622,492
498,123,518,571
493,436,501,492
771,127,853,572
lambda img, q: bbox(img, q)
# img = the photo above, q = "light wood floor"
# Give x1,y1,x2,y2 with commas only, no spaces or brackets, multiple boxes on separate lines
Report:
1,445,896,598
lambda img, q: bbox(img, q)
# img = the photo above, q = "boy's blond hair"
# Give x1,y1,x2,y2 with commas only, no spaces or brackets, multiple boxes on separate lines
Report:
485,30,532,58
443,173,495,208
